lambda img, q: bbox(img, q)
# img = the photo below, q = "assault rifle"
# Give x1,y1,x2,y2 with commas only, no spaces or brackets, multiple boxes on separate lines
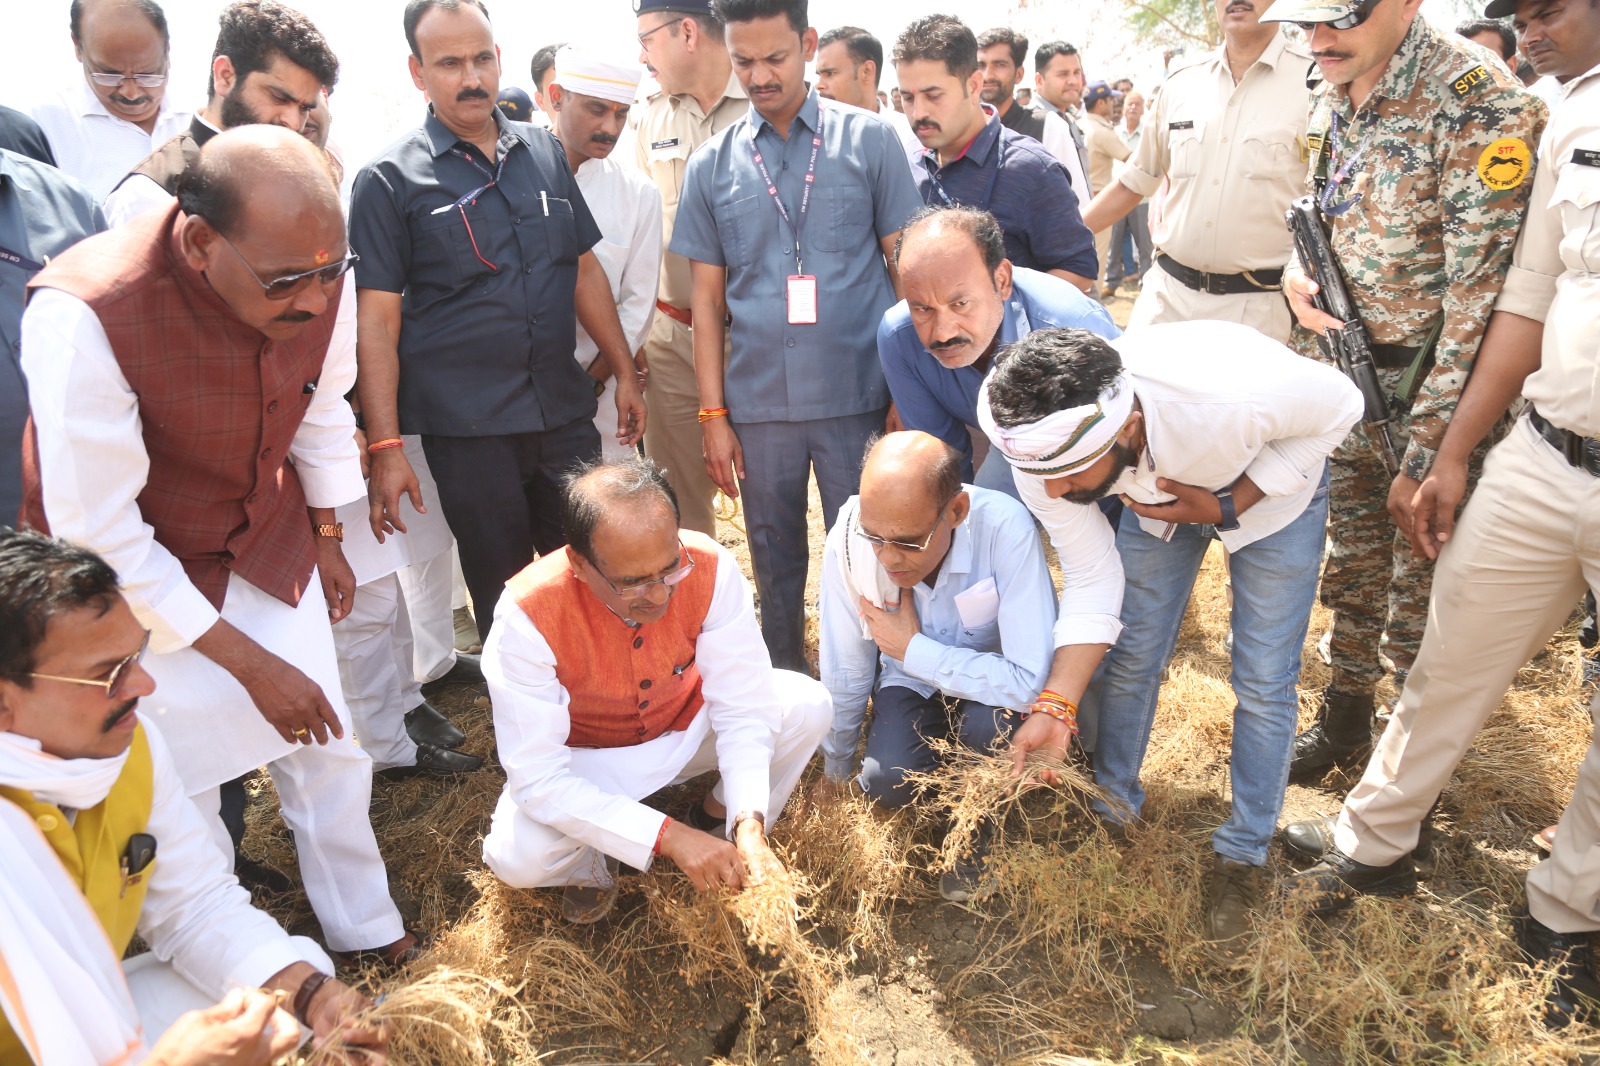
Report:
1285,195,1400,477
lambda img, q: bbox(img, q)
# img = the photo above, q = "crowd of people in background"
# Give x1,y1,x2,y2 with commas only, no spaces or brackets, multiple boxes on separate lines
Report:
1,0,1598,1059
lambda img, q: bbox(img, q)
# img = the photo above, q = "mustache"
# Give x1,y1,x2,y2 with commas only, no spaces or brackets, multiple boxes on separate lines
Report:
456,87,490,102
1313,51,1354,61
913,121,940,133
110,94,152,106
275,310,316,324
748,82,781,94
928,336,971,352
1225,0,1254,10
102,699,138,734
588,132,619,146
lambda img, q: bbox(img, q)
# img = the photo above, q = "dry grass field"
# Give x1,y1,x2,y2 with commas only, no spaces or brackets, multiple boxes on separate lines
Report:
253,291,1600,1064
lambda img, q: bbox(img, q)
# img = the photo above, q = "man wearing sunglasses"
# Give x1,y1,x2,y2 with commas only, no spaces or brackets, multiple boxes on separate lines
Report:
817,432,1057,901
18,127,417,966
480,455,830,924
1262,0,1545,784
104,0,341,228
0,529,391,1065
29,0,192,200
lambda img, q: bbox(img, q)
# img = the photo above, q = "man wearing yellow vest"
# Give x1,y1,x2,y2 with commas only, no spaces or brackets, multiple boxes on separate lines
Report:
0,529,386,1065
480,455,832,923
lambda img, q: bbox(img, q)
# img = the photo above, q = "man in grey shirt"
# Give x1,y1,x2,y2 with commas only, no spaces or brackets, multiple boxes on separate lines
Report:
671,0,921,672
0,149,104,524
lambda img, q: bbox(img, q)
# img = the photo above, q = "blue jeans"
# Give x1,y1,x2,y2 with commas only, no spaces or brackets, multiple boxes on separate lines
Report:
858,685,1011,810
1086,475,1329,864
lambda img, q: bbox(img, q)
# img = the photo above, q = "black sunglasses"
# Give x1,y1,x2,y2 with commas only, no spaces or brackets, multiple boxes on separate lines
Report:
1297,0,1381,32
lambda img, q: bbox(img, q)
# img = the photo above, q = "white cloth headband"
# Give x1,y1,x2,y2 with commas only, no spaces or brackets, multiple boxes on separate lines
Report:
552,47,644,106
977,370,1135,476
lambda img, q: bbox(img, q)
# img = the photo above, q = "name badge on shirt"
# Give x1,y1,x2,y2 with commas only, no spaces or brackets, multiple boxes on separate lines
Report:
651,138,680,151
1168,120,1194,131
787,275,818,325
1574,149,1600,169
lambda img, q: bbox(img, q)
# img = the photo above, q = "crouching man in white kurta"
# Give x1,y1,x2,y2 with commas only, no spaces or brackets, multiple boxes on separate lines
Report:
0,530,387,1066
18,128,410,958
481,456,831,924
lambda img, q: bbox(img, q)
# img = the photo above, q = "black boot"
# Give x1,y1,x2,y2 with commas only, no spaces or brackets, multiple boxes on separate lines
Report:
1289,687,1375,783
1519,906,1600,1027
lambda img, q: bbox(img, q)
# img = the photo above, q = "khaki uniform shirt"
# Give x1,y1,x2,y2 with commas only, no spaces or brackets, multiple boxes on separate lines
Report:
1495,62,1600,437
1297,16,1546,479
1084,111,1130,197
634,72,748,310
1117,30,1314,275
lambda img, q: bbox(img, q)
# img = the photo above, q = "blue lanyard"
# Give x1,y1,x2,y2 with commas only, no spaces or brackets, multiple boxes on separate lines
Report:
445,145,508,208
750,109,823,275
923,132,1005,212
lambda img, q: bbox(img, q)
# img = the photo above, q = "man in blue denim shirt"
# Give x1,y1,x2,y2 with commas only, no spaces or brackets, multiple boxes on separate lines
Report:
818,432,1055,900
671,0,922,672
878,204,1118,498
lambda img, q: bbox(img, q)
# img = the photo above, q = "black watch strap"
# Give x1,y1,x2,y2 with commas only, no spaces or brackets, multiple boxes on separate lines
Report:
1213,487,1240,532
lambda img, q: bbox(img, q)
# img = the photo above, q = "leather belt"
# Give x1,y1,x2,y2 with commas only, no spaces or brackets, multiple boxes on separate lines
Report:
655,299,693,327
1528,406,1600,477
1369,344,1421,370
1156,254,1283,296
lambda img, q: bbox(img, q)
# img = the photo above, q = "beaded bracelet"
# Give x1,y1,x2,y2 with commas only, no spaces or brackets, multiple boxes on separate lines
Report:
365,437,404,455
697,407,730,424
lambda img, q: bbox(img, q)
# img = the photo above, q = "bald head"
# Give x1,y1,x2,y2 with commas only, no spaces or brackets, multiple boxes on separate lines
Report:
178,124,341,239
861,431,963,510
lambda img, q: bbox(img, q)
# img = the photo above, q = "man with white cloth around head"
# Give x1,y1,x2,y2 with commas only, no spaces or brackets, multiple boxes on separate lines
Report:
481,455,830,924
0,529,386,1066
548,45,663,460
979,320,1362,954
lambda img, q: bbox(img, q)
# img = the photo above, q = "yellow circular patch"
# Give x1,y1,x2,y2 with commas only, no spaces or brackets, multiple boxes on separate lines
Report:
1478,138,1531,191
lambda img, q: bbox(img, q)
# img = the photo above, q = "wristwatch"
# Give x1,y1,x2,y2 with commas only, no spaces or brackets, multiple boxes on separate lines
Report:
313,522,344,542
1212,488,1240,532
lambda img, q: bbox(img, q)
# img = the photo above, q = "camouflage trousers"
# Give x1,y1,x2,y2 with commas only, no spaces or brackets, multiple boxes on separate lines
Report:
1321,367,1488,693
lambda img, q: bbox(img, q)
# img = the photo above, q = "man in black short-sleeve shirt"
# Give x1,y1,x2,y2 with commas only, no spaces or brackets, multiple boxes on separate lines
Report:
350,0,645,640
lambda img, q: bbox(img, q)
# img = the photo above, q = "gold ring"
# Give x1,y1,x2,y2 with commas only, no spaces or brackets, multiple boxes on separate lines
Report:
293,728,310,738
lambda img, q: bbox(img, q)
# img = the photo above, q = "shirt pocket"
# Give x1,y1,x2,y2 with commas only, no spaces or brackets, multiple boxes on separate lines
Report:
417,205,497,287
959,619,1002,652
1552,155,1600,274
1166,120,1205,180
1240,124,1299,181
646,139,691,207
532,195,580,265
725,192,768,270
813,186,874,254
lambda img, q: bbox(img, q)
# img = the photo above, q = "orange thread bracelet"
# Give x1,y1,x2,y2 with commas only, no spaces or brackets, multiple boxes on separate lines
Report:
697,407,729,424
653,816,672,857
366,437,404,455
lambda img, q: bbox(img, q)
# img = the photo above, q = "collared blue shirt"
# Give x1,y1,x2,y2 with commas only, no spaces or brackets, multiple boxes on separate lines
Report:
670,91,922,422
878,268,1121,479
0,149,103,524
350,108,603,437
918,113,1098,279
818,486,1058,780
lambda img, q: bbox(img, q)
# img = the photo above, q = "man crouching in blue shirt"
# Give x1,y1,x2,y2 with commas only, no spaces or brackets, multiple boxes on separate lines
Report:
818,431,1057,902
878,205,1119,499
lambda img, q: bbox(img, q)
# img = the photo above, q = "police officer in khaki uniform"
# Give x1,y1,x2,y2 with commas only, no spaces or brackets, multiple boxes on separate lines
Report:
634,0,749,537
1080,0,1314,343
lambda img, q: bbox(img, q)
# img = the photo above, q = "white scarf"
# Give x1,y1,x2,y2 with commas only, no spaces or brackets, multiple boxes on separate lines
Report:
977,370,1135,477
0,733,145,1065
837,503,901,639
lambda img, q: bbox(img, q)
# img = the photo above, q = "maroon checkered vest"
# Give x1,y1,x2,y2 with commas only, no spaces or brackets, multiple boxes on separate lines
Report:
20,203,340,610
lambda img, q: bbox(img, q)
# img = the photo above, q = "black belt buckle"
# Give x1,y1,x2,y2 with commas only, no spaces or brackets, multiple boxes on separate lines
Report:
1571,434,1600,476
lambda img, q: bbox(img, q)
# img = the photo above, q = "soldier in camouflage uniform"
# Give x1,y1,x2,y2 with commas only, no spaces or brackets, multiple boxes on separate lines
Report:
1261,0,1545,782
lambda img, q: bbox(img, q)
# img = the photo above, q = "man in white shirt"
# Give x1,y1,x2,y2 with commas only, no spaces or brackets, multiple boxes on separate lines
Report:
0,529,386,1064
29,0,192,200
818,432,1056,901
980,321,1361,952
548,46,663,460
1029,40,1094,202
481,456,830,924
814,26,924,174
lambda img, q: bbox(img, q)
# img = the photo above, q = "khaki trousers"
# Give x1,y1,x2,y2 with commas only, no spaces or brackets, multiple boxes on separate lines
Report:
1333,419,1600,931
1127,259,1293,344
641,314,719,537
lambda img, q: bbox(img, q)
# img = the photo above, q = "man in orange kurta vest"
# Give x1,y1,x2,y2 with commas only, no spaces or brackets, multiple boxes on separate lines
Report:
481,456,832,923
0,529,386,1064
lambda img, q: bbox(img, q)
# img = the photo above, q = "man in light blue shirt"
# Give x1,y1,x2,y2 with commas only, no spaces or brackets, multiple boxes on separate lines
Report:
879,204,1118,497
818,431,1056,901
669,0,923,672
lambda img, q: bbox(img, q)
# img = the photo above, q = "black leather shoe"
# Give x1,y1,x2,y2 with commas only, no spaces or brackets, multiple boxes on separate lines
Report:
1519,907,1600,1027
420,652,485,696
682,797,725,835
1281,848,1416,916
1282,814,1337,863
376,742,484,780
404,701,467,749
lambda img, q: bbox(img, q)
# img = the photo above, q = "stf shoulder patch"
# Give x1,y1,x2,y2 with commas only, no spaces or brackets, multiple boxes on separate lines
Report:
1478,138,1532,191
1452,65,1490,98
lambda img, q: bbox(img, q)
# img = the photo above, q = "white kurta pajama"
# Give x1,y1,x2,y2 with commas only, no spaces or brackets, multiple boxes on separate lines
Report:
0,718,331,1065
21,278,406,952
571,153,663,460
480,543,831,887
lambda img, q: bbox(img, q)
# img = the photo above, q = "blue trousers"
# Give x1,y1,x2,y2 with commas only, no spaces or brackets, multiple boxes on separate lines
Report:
858,684,1012,809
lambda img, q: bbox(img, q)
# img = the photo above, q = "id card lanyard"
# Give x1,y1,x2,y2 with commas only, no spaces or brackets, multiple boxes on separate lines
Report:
926,134,1005,213
751,109,823,325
